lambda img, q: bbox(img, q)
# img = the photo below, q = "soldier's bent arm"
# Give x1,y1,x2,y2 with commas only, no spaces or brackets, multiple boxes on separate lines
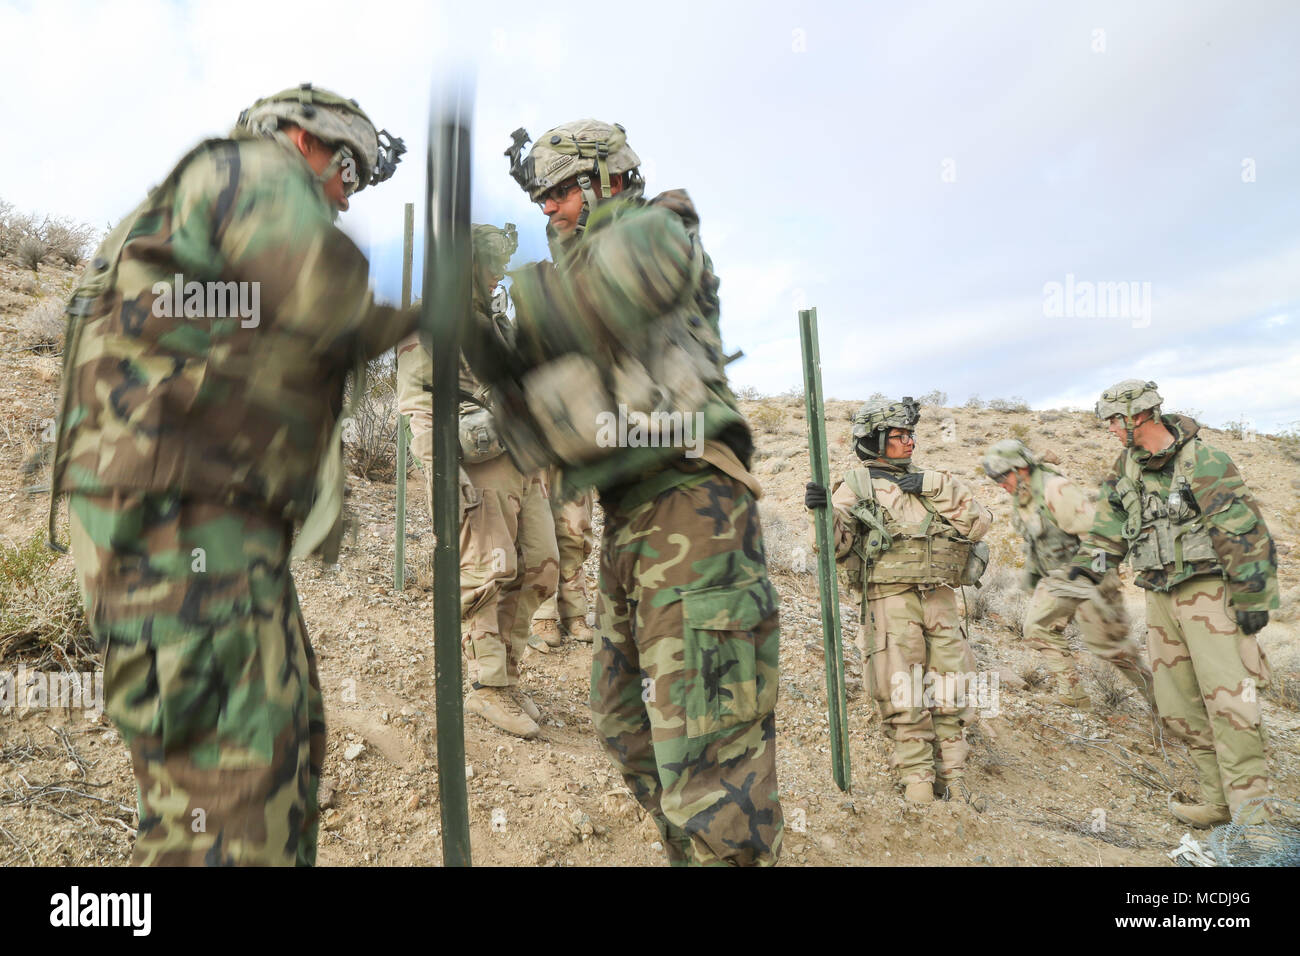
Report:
510,203,695,353
181,145,416,361
1070,476,1129,573
829,478,862,559
1043,475,1096,537
1189,444,1280,610
924,471,993,542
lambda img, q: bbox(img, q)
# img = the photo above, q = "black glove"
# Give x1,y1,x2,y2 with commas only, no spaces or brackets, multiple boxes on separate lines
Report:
1236,610,1269,635
804,482,828,509
895,472,925,495
1068,565,1102,585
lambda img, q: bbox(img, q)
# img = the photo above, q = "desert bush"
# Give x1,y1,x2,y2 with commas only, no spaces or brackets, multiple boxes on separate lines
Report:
987,396,1030,413
16,235,49,271
344,356,400,481
43,217,96,267
749,402,783,433
757,505,811,575
1010,422,1030,440
918,389,947,408
0,533,93,667
734,384,761,400
12,298,66,352
963,566,1027,631
964,394,984,410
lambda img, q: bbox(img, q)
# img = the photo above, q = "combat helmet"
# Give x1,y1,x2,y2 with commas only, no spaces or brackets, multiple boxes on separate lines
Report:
981,438,1038,480
237,83,405,198
852,396,920,461
1096,379,1162,447
505,120,643,233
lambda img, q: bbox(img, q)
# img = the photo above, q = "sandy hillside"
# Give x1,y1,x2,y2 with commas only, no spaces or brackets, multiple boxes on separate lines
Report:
2,256,1299,867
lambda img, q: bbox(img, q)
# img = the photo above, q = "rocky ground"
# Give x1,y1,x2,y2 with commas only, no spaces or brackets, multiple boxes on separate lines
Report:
1,256,1298,867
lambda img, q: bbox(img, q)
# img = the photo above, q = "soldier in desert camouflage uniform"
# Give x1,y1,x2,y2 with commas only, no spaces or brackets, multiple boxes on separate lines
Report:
806,398,992,804
530,474,596,649
1068,380,1278,827
493,120,782,865
395,224,558,739
980,438,1155,710
50,84,411,865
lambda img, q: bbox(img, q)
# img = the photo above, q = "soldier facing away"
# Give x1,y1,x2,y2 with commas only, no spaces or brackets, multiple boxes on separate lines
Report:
1067,380,1278,827
50,84,413,865
806,398,992,804
494,119,783,865
395,224,559,739
980,438,1155,710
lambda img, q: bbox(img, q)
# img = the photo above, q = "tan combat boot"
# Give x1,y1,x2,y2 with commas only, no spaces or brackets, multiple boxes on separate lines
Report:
904,782,935,804
512,688,542,722
531,619,563,650
465,685,540,739
1168,797,1230,829
1054,672,1092,711
563,616,596,644
935,778,972,803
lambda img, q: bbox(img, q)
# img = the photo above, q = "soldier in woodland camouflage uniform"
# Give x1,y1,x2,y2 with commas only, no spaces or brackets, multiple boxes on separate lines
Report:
494,120,782,865
395,224,559,739
530,473,596,649
980,439,1155,710
806,398,992,804
1068,380,1278,827
50,84,411,865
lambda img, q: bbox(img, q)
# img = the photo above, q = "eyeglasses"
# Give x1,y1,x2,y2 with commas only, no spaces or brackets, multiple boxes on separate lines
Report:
887,431,915,445
536,180,581,208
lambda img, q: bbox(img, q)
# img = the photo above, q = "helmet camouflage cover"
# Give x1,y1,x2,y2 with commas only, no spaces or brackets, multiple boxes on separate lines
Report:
472,222,518,277
981,438,1037,479
1095,379,1162,421
506,119,642,203
237,83,405,195
852,396,920,455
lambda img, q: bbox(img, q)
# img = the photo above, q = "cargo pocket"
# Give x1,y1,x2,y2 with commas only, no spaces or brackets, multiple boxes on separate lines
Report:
1208,499,1258,537
681,577,780,738
1130,530,1164,571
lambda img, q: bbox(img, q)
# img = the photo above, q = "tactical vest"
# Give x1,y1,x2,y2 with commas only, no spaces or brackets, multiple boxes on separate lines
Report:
1116,439,1222,577
507,195,750,494
844,469,973,588
1011,467,1080,576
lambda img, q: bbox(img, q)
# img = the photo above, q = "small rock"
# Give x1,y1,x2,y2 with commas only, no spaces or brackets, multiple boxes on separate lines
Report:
343,742,366,761
465,764,475,779
322,809,344,831
63,760,80,776
405,792,420,812
650,841,664,853
319,781,337,809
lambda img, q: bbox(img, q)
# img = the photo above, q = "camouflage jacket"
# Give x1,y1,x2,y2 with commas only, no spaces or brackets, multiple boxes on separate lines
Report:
51,136,415,531
1070,415,1278,609
1012,467,1092,578
829,459,992,599
508,190,758,507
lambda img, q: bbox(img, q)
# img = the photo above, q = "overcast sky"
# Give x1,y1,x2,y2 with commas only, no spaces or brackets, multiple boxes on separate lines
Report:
3,0,1297,432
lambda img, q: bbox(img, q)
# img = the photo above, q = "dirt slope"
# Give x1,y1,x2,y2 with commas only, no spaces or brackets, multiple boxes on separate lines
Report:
1,259,1297,866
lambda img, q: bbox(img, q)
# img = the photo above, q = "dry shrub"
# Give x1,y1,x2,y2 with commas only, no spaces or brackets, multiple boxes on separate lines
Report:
758,505,811,575
988,396,1030,413
12,298,66,352
43,218,96,267
748,402,783,434
16,235,48,271
963,565,1027,632
344,358,400,482
0,533,93,667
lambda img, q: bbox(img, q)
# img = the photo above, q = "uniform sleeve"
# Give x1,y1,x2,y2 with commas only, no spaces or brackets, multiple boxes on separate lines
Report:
395,333,432,418
1190,444,1280,610
1070,470,1130,575
1044,474,1096,537
923,470,992,542
509,204,694,360
829,478,861,559
184,149,417,362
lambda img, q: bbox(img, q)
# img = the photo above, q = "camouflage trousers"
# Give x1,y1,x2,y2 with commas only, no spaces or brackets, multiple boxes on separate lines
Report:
860,586,976,786
1024,570,1154,699
460,454,559,687
591,469,783,866
534,473,594,623
67,492,323,866
1147,577,1271,811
